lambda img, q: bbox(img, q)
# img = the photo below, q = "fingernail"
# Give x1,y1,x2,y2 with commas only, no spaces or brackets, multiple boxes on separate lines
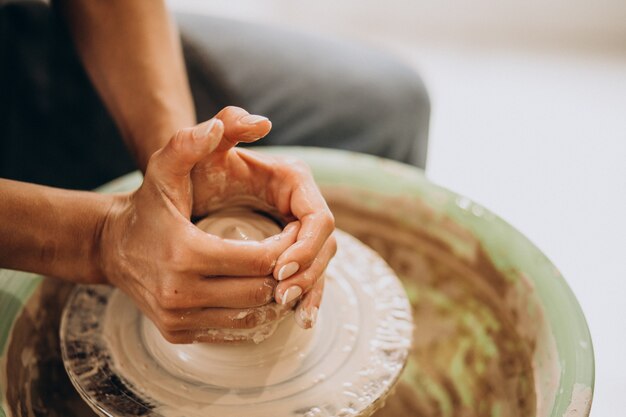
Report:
307,307,319,328
278,262,299,281
296,306,319,329
240,114,269,125
280,286,302,305
192,118,217,140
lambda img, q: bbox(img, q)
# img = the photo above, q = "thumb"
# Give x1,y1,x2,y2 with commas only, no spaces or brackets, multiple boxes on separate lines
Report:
144,118,223,217
214,106,272,152
150,118,224,179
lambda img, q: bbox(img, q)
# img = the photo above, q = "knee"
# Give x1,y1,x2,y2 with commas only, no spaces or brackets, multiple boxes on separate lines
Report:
355,56,431,167
312,48,430,167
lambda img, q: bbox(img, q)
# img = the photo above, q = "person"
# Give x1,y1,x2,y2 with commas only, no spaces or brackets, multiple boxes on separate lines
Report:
0,0,430,342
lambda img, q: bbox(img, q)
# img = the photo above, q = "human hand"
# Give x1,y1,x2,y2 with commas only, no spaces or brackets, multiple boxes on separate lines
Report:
98,118,301,343
190,107,337,329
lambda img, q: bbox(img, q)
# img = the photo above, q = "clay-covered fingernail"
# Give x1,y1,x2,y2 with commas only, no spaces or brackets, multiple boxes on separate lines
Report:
192,118,217,140
280,286,302,305
278,262,299,281
240,114,268,125
296,306,319,329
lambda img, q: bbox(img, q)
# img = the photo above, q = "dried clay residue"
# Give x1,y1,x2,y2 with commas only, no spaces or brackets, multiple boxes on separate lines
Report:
325,189,537,417
4,278,98,417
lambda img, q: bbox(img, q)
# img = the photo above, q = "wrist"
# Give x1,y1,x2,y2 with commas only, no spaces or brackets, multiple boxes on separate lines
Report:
90,193,131,285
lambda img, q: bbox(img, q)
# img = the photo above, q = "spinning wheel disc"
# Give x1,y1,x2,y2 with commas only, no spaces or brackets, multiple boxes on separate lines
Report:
60,231,413,417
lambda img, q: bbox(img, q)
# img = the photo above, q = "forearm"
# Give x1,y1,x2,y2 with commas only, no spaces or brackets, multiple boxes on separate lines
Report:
56,0,196,171
0,179,114,283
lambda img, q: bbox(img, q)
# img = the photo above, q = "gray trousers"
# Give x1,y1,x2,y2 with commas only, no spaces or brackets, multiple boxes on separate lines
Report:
0,1,430,190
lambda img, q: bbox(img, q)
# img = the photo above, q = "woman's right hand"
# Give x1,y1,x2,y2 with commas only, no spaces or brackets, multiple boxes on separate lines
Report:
97,119,300,344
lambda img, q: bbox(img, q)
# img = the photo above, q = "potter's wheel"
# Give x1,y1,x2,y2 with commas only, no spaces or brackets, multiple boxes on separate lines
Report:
60,211,413,417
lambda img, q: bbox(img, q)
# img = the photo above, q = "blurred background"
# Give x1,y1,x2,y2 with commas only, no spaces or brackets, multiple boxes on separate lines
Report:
169,1,625,415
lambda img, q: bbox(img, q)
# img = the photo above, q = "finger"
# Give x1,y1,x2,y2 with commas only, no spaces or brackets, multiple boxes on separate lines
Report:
272,167,335,280
135,285,293,344
156,300,296,333
215,106,272,152
123,283,289,340
149,118,224,179
145,119,224,216
162,316,288,345
274,234,336,304
295,276,325,329
162,329,254,344
187,221,301,277
154,276,277,310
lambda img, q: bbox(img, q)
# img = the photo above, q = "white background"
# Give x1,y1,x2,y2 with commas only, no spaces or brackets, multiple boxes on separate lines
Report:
169,2,626,415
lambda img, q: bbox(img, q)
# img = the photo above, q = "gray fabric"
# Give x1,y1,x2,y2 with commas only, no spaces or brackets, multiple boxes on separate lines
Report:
181,14,430,168
0,1,430,190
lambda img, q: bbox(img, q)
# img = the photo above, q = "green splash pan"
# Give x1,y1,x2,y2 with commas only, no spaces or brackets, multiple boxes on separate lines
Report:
0,148,593,417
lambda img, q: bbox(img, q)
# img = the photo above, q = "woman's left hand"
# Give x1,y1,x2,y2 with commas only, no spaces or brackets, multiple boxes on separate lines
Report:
189,106,336,328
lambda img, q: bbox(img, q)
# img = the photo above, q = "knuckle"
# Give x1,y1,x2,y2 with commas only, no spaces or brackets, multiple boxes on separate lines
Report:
244,311,260,329
248,278,275,306
254,251,276,276
147,149,162,168
156,286,183,310
233,310,261,329
156,311,182,333
279,157,310,177
164,245,191,272
169,130,187,153
145,151,166,179
294,271,313,291
320,213,336,233
291,158,310,173
232,307,277,329
222,105,240,115
303,269,318,288
328,235,338,256
300,246,318,264
152,131,186,169
314,283,325,299
161,330,184,344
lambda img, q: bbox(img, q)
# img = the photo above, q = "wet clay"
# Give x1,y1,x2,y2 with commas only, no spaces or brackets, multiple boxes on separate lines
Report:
4,189,539,417
323,189,537,417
